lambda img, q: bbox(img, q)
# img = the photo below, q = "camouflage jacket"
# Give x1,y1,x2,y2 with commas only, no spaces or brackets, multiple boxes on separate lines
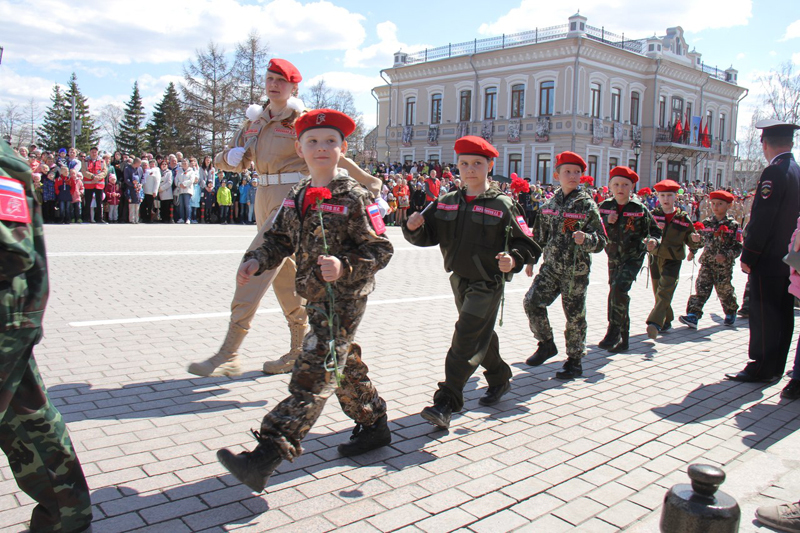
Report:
0,141,49,331
534,187,606,275
650,207,701,261
598,197,662,263
243,169,393,302
403,184,541,282
695,214,742,265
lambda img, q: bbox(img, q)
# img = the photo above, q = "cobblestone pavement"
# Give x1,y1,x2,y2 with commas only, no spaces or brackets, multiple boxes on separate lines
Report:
3,222,800,533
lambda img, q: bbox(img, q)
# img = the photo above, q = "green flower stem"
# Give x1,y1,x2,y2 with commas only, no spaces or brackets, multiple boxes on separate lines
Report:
499,224,511,327
315,200,343,386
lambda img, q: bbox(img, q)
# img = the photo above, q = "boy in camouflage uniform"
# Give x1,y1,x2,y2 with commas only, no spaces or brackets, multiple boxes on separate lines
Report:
0,141,92,532
403,136,540,429
217,109,393,493
597,167,661,353
679,190,742,328
524,152,606,380
646,179,702,339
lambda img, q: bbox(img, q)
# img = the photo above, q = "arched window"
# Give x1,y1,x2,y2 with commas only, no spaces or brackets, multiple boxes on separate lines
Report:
510,84,525,118
430,93,442,124
484,87,497,120
590,82,601,118
405,97,416,125
539,81,554,116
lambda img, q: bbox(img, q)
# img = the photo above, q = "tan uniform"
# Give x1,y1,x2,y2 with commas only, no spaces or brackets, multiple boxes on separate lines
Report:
215,103,382,333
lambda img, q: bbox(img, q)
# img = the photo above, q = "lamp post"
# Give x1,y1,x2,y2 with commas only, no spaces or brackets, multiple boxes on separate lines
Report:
633,140,642,173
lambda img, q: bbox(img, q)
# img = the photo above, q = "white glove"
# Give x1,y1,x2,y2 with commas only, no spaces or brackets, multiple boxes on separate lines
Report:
226,147,245,167
376,197,390,218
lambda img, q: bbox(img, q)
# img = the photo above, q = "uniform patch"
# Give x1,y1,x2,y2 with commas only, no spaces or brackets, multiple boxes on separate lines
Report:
599,208,616,215
245,128,259,136
313,203,348,215
274,128,294,136
624,217,636,232
438,203,459,211
563,212,587,220
653,215,666,221
366,203,386,235
516,215,533,237
0,176,31,223
472,205,503,218
542,209,559,215
282,198,296,209
761,180,773,199
672,219,690,228
736,229,743,242
622,212,644,217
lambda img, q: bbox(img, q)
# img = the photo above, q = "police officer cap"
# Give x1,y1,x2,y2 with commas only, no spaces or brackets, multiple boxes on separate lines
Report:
710,190,735,203
555,151,587,172
295,109,356,139
267,58,302,83
755,119,799,140
609,166,639,184
454,136,499,159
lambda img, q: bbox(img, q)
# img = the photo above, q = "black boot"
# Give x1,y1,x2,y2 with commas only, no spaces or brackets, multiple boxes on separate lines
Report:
598,325,621,350
337,414,392,457
526,339,558,366
555,358,583,380
217,432,282,492
421,397,452,429
609,330,629,353
479,381,511,406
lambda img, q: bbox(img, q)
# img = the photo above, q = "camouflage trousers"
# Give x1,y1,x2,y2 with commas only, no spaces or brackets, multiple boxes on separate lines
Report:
686,262,738,318
259,297,386,461
647,256,682,327
0,328,92,533
524,264,590,359
606,257,644,331
433,274,512,412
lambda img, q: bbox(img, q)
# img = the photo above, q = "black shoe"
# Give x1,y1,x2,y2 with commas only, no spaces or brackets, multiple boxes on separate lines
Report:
420,398,452,429
555,358,583,380
609,330,629,353
724,371,775,383
216,433,282,492
337,415,392,457
479,382,511,406
782,379,800,400
526,339,558,366
661,322,673,332
598,325,621,350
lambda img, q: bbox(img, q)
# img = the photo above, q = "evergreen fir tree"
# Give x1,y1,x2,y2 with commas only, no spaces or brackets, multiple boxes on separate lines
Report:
64,72,99,151
37,84,71,152
116,81,148,155
147,82,190,155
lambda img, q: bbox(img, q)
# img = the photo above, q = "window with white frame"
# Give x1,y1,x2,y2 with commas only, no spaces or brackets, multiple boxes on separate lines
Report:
706,110,714,136
590,82,601,118
510,84,525,118
430,93,442,124
539,81,554,116
719,113,726,141
484,87,497,120
610,88,621,122
405,97,416,125
659,95,666,127
508,153,522,176
609,157,619,174
459,90,471,122
671,96,684,126
588,155,598,177
630,91,640,126
537,153,551,183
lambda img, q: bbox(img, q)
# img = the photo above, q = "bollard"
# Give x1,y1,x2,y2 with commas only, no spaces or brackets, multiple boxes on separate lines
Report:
660,464,740,533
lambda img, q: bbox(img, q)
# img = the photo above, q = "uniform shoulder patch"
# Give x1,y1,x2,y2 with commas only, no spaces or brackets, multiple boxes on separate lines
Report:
516,215,533,237
761,180,773,199
366,203,386,235
0,176,31,224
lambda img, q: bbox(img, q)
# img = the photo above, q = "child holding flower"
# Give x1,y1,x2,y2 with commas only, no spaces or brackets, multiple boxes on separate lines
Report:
217,109,394,493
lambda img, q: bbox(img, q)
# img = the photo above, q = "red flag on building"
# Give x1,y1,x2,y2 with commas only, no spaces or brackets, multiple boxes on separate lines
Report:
702,121,711,148
674,119,683,142
684,113,690,135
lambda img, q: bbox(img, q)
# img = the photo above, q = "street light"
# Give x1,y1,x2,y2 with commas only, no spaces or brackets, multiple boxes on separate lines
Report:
633,140,642,173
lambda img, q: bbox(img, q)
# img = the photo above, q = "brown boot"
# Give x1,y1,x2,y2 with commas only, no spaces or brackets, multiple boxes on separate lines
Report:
187,322,247,377
262,322,308,375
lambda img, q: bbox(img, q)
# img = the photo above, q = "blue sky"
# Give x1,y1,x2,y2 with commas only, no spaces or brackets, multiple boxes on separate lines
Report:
1,0,798,147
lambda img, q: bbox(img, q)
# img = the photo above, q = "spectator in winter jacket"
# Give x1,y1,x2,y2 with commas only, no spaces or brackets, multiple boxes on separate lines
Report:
202,181,216,223
104,175,121,222
237,176,250,224
217,180,232,224
158,160,174,223
55,166,74,223
70,170,84,223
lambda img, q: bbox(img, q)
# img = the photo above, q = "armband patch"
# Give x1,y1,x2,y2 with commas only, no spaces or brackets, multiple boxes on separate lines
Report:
0,176,31,224
516,215,532,237
366,203,386,235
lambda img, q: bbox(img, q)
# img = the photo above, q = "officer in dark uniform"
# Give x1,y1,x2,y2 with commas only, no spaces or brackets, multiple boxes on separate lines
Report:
725,119,800,383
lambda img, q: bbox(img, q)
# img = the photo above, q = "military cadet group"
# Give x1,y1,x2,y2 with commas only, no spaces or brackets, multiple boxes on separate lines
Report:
3,55,800,532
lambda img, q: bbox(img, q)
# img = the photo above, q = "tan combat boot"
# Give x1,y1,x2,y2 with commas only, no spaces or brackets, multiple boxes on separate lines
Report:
188,322,247,377
262,322,308,375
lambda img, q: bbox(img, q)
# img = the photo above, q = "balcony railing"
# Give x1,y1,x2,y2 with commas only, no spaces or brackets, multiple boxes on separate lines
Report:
656,127,713,148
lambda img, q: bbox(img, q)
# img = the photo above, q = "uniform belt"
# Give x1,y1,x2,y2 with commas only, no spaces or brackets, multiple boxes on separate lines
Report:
258,172,304,186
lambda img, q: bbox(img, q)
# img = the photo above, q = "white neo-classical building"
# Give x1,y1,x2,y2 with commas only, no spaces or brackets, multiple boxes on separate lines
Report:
371,13,748,188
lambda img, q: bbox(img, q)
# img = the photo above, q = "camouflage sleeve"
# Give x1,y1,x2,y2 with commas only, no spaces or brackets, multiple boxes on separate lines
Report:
338,191,394,282
0,219,36,282
507,202,541,268
579,201,606,254
242,207,294,275
728,220,743,260
402,200,440,247
684,218,702,252
645,208,662,243
532,205,549,245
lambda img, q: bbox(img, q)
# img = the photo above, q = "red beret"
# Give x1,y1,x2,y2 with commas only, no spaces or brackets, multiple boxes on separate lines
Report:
555,151,587,172
609,166,639,184
653,179,680,193
295,109,356,139
454,136,499,158
710,190,735,203
267,58,302,83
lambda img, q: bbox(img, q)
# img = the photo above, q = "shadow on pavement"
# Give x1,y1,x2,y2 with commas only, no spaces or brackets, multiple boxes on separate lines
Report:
49,371,269,422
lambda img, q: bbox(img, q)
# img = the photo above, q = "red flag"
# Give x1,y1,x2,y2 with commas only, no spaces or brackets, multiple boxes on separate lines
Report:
702,121,711,148
684,113,690,136
674,120,683,142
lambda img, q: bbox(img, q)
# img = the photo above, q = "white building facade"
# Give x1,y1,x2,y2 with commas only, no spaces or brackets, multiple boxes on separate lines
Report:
372,14,747,189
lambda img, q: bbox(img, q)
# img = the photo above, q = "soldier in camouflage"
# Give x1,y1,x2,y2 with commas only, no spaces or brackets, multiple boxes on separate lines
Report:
680,190,742,328
216,109,393,493
524,152,606,380
0,141,92,532
646,180,702,339
597,167,661,353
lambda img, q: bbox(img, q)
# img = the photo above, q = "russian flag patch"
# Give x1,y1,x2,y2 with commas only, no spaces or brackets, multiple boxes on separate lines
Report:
366,203,386,234
0,176,31,224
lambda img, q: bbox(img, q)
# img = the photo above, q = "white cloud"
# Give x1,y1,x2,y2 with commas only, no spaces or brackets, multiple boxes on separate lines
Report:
137,74,184,93
770,50,778,56
302,72,384,95
1,0,367,66
0,68,64,107
794,53,800,65
478,0,752,37
783,19,800,40
344,21,429,69
736,52,746,60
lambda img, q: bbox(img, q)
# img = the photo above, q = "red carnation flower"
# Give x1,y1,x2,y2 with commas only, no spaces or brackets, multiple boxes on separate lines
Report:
510,176,530,194
580,175,595,185
306,187,332,205
693,222,705,231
